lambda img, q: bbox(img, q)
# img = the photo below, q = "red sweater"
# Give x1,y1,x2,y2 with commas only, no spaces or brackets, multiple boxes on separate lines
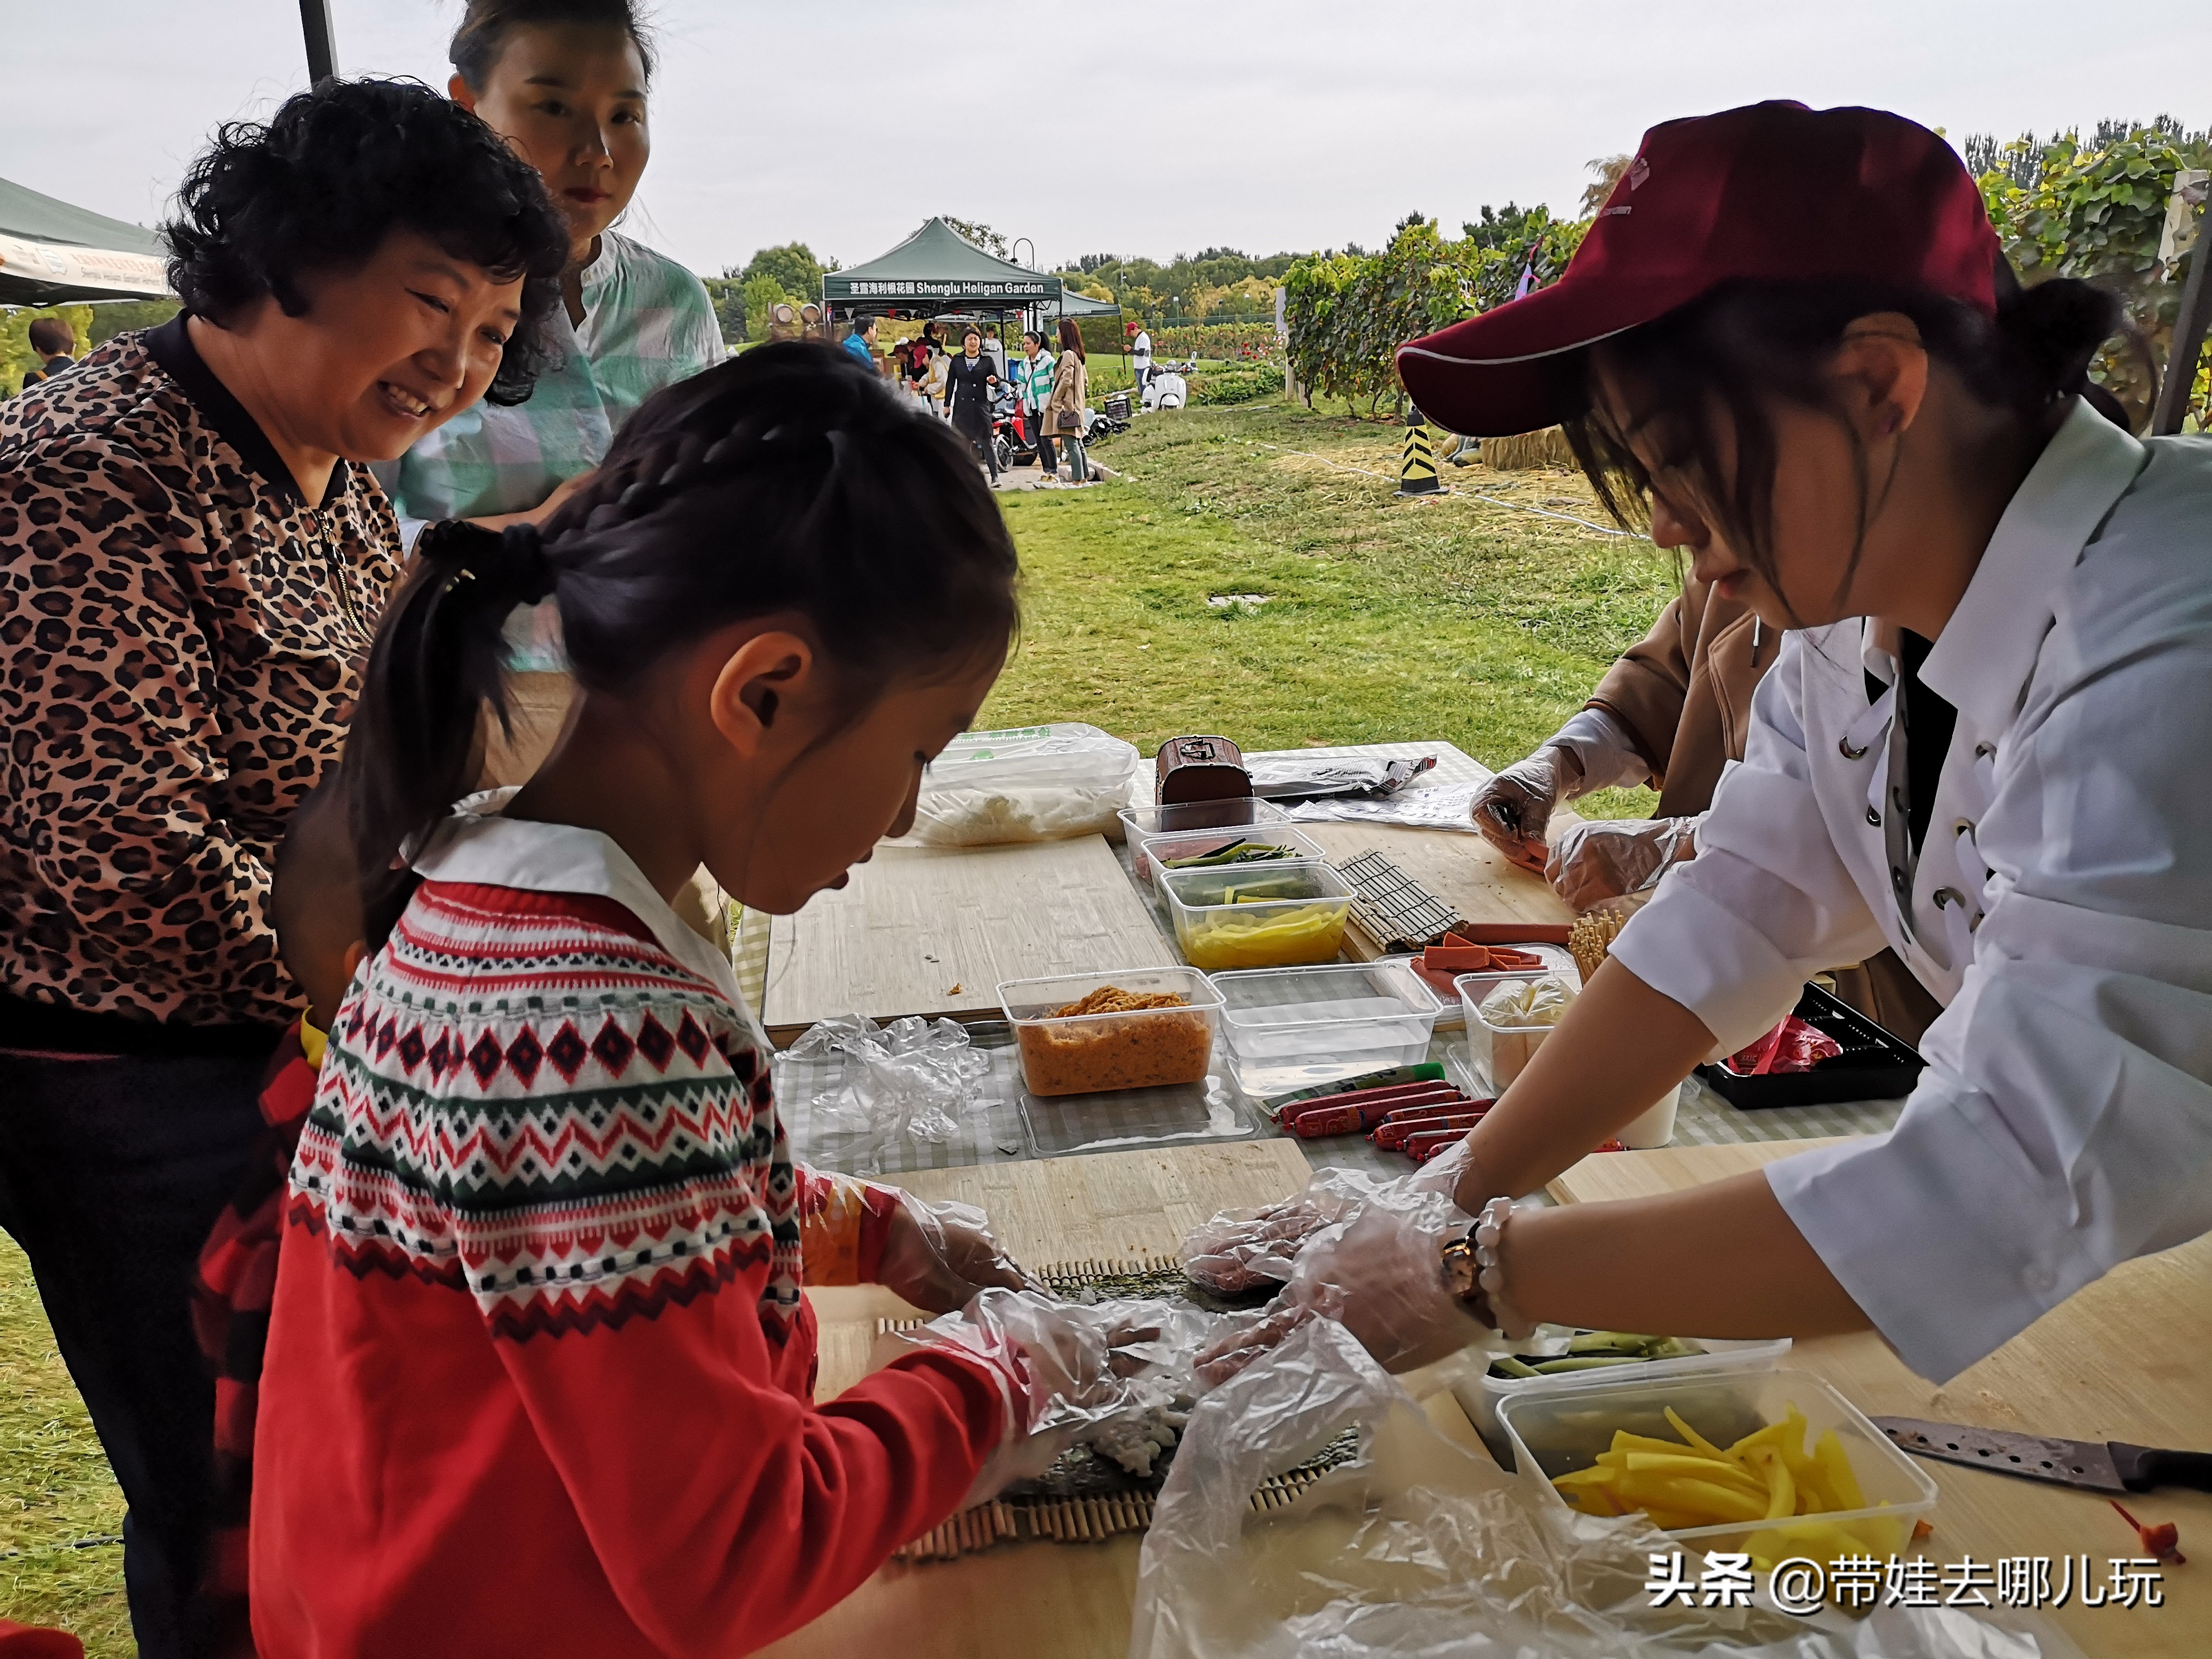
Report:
253,877,1004,1657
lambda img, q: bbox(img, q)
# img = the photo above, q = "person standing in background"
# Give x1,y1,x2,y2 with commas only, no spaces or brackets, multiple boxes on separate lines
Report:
1016,328,1056,476
1045,316,1090,485
982,322,1008,380
379,0,721,586
18,316,79,386
1471,572,1942,1041
843,313,880,372
1130,323,1152,396
945,325,1000,482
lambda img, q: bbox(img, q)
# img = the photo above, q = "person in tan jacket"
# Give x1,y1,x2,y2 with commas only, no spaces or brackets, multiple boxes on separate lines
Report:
1472,573,1940,1041
1042,317,1092,484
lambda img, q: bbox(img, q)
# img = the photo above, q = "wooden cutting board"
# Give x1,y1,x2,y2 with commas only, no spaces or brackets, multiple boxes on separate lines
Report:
1549,1142,2211,1659
1299,818,1576,955
761,835,1171,1044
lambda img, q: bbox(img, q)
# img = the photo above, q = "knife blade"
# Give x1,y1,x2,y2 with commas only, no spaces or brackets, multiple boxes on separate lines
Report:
1872,1417,2212,1495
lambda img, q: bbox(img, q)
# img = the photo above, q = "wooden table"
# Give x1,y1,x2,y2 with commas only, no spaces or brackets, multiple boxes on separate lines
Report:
1548,1143,2212,1658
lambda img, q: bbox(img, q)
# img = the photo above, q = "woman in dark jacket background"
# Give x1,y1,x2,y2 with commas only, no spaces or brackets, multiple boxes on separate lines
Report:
944,323,1000,480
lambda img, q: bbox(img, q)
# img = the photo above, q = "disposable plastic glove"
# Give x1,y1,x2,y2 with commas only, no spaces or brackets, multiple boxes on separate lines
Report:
1470,746,1576,873
876,1193,1033,1314
1545,814,1699,913
1178,1165,1464,1297
881,1289,1183,1505
1192,1168,1479,1384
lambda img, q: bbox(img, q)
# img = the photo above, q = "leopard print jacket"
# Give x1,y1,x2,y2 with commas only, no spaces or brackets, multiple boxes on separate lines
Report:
0,323,400,1029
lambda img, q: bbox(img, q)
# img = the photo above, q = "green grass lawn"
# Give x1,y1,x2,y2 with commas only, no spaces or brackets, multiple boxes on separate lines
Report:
1,1238,130,1652
984,393,1669,820
0,393,1677,1654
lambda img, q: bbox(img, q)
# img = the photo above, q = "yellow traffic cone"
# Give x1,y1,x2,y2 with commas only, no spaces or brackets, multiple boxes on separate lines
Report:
1396,404,1445,497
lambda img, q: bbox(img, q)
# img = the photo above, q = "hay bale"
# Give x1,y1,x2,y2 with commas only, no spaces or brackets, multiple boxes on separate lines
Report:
1479,426,1577,470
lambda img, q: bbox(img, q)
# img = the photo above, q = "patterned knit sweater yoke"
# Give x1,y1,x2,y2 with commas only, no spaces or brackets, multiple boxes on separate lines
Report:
294,811,802,1338
254,814,1005,1659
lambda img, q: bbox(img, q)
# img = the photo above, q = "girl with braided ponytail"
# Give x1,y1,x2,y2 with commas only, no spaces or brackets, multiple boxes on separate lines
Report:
251,343,1133,1656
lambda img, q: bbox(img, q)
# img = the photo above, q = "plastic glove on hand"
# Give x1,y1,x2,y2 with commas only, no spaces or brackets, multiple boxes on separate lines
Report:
1471,746,1573,874
1178,1167,1444,1297
876,1194,1033,1314
884,1289,1160,1505
1545,815,1697,913
1191,1180,1477,1384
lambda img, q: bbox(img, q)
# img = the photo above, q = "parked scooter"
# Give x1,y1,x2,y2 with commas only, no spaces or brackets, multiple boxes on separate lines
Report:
988,380,1035,471
1141,357,1195,413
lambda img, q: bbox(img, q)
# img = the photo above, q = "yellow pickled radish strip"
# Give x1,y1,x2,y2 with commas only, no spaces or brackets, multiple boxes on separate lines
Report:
1665,1406,1747,1466
1813,1429,1866,1511
1551,1405,1875,1538
1761,1451,1796,1520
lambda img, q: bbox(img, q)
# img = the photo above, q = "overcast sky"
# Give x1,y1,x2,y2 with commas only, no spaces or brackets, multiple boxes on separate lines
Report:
8,1,2209,278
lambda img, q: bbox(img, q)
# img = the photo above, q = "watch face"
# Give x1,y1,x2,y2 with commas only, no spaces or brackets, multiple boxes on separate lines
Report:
1440,1236,1482,1303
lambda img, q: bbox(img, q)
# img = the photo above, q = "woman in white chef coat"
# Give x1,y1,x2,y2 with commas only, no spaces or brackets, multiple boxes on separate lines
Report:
1235,100,2212,1387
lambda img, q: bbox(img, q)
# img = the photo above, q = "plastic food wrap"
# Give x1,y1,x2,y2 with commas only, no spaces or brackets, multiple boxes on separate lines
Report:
905,723,1139,847
1133,1316,2084,1659
780,1013,996,1173
1179,1167,1451,1298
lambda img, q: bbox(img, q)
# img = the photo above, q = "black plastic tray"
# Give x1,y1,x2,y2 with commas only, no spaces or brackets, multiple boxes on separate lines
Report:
1695,983,1924,1109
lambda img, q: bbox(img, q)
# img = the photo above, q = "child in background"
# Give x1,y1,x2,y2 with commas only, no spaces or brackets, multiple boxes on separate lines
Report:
252,344,1119,1657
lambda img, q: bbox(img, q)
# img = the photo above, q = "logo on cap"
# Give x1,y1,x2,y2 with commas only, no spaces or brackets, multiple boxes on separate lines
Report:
1627,156,1651,191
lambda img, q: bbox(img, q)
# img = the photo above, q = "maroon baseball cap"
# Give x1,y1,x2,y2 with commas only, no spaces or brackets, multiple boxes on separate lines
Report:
1396,101,2002,436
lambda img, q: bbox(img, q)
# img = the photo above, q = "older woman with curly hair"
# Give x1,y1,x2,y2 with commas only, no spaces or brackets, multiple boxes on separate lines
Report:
0,77,566,1659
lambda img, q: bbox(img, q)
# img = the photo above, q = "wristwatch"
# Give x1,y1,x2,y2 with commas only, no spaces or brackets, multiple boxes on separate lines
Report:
1439,1228,1486,1314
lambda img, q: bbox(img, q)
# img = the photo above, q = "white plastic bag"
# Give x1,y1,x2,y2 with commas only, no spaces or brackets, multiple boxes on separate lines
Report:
1134,1316,2083,1659
906,723,1139,847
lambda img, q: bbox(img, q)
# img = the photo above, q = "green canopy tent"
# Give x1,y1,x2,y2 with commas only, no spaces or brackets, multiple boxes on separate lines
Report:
0,176,169,305
823,217,1064,322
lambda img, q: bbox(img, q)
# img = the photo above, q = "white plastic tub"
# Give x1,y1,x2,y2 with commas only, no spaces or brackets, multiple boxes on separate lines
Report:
1209,960,1444,1097
1458,971,1575,1092
1498,1367,1938,1561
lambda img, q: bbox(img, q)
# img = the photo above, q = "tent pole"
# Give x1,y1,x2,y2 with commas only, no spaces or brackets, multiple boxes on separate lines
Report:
299,0,339,85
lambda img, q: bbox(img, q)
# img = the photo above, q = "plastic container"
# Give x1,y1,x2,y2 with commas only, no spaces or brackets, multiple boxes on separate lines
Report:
1141,824,1326,894
1618,1081,1681,1149
1696,983,1927,1108
1457,971,1576,1092
1161,861,1354,972
1209,960,1444,1097
1498,1367,1939,1561
1405,943,1577,1027
1456,1327,1792,1452
998,968,1225,1098
1119,798,1294,885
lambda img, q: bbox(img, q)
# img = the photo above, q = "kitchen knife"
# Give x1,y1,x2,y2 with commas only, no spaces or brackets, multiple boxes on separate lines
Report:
1872,1417,2212,1495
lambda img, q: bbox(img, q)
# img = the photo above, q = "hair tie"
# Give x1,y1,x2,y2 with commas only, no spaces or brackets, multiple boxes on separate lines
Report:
499,520,556,605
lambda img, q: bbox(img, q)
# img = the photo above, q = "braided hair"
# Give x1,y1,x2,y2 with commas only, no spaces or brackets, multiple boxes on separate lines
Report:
346,341,1021,941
